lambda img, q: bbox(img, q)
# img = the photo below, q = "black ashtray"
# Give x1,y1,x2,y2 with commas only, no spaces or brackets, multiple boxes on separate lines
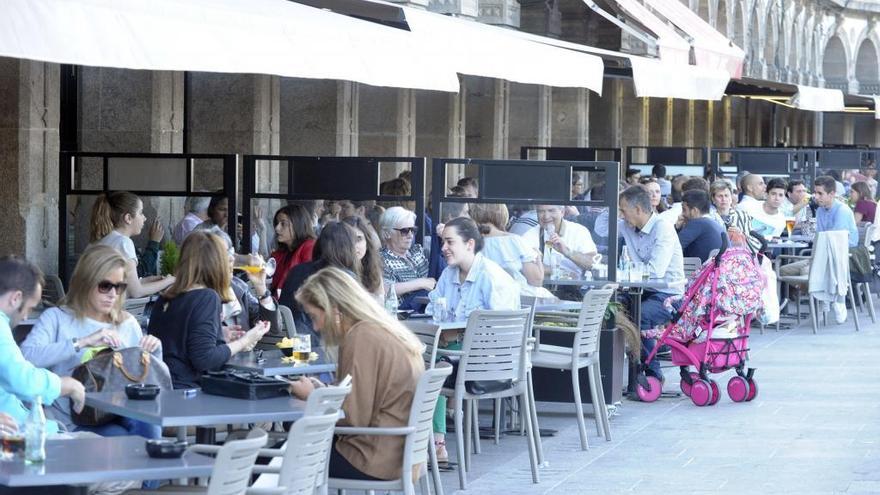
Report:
145,439,188,459
396,309,414,321
277,346,294,357
125,383,160,400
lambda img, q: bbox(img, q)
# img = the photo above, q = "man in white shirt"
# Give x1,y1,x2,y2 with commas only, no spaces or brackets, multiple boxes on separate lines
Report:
522,205,597,279
750,178,787,239
736,173,766,217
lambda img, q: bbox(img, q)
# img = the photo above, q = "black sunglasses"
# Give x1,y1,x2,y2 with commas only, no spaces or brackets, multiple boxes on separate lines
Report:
97,281,128,295
393,227,418,236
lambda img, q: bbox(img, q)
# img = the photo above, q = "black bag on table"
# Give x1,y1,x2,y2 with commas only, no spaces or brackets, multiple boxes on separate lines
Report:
200,371,289,400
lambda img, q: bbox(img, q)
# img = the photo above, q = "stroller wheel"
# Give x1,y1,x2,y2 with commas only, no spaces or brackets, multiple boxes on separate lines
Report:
708,380,720,406
727,376,750,402
680,372,701,397
636,376,663,402
690,380,712,407
746,378,758,401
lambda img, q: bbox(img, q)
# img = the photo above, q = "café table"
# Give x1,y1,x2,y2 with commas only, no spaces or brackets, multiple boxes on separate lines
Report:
224,349,336,377
767,240,809,250
0,435,214,488
86,389,307,442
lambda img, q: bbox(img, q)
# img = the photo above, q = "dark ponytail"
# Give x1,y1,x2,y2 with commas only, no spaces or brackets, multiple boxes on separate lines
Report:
444,217,484,253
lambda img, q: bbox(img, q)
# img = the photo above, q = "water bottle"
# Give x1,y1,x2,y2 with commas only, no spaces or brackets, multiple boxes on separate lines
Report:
24,396,46,464
384,282,399,317
433,297,448,324
618,246,631,282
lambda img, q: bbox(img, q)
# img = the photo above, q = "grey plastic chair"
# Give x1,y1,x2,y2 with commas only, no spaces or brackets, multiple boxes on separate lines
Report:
42,274,66,306
249,382,352,495
531,286,616,451
125,429,268,495
439,308,538,490
278,305,297,338
327,365,453,495
683,257,703,278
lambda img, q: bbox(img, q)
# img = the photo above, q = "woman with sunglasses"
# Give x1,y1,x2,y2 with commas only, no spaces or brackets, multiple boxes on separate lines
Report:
378,206,435,311
148,231,270,389
21,245,162,438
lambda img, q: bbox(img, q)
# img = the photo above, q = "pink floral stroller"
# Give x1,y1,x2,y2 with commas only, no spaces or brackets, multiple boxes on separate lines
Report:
636,234,764,406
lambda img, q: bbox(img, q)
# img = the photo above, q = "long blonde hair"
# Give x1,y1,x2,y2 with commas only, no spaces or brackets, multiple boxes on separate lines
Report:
89,191,141,242
295,267,424,364
163,231,234,302
61,245,129,325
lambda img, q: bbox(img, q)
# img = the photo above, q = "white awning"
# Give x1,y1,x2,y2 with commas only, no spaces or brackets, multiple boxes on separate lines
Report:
607,0,691,66
790,86,845,112
504,29,730,100
641,0,744,78
0,0,461,92
629,57,729,100
402,7,605,94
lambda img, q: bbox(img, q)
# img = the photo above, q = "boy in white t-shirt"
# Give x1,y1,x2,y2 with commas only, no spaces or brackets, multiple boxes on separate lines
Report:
751,178,787,239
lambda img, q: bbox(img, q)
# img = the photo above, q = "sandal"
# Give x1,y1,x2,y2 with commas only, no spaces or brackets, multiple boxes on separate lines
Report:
434,439,456,471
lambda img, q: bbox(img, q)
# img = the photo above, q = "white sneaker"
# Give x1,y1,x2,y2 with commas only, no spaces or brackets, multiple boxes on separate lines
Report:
832,302,847,324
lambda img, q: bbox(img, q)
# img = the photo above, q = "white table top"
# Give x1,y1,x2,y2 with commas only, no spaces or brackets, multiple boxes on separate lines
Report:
85,389,307,427
768,241,810,249
0,435,214,487
544,277,681,291
225,349,336,376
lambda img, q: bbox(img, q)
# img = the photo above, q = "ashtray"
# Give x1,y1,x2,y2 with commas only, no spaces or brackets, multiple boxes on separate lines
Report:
277,346,293,357
145,439,188,459
125,383,160,400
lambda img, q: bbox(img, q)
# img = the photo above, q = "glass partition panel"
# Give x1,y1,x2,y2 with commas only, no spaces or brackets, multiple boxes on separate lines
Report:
72,156,103,190
191,158,227,193
107,157,188,192
254,159,288,195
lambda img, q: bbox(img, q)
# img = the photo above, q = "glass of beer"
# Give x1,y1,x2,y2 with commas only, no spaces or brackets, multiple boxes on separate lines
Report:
292,334,312,365
0,425,24,461
543,223,556,250
234,257,277,277
785,218,796,237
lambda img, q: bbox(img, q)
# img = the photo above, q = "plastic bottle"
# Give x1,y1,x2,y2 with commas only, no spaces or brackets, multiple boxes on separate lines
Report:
384,282,399,316
24,396,46,464
618,246,631,282
433,297,448,324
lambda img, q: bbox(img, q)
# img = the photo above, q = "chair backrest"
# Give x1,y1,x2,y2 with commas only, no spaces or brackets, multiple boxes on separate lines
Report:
123,296,152,318
572,285,616,358
863,223,876,249
278,304,297,338
405,321,441,368
458,308,531,386
42,275,65,306
303,380,352,416
206,428,268,495
683,257,703,278
808,230,851,285
403,364,454,471
276,383,351,495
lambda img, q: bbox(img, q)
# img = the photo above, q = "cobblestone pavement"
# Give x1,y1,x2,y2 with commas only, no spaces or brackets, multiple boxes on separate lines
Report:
438,313,879,494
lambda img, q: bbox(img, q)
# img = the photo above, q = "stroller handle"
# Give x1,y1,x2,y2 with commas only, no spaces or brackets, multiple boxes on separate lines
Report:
714,231,729,266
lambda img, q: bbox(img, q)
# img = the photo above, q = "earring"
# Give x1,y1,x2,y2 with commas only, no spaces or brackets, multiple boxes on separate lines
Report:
335,313,342,328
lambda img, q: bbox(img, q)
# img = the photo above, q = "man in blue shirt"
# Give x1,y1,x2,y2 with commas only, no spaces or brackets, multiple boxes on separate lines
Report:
779,176,859,322
619,186,685,382
0,256,84,432
678,189,726,262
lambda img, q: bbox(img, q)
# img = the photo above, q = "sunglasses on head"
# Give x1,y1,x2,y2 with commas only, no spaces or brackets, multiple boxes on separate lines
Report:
393,227,418,235
97,281,128,295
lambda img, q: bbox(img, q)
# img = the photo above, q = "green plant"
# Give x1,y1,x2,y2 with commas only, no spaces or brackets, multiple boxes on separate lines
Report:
159,240,180,276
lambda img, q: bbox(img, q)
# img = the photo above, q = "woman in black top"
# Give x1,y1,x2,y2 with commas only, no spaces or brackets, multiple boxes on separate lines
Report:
148,231,269,389
279,221,361,346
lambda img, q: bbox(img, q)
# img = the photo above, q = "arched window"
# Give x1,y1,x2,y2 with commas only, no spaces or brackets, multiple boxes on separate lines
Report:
823,36,849,91
855,39,879,94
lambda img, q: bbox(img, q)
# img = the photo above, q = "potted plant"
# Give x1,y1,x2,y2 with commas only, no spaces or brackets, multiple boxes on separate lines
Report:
159,240,179,277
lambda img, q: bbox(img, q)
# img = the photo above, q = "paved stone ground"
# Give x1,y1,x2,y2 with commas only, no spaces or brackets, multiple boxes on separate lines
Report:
438,311,879,495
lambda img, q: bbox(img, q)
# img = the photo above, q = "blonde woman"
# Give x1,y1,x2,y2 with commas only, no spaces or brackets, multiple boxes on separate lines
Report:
22,244,162,438
147,231,270,389
90,191,174,297
290,267,424,481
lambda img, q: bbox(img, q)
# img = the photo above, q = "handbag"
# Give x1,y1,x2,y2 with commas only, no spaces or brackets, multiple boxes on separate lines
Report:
200,371,289,400
71,347,173,427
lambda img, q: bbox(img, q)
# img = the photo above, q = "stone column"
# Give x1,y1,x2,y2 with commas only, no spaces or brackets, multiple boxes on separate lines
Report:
448,80,467,158
492,79,510,159
537,86,552,147
336,81,359,156
0,58,60,273
663,98,674,146
396,89,417,156
150,72,184,153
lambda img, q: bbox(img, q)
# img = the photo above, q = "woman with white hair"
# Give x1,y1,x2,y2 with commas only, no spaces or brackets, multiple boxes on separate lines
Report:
172,196,210,245
379,206,435,311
